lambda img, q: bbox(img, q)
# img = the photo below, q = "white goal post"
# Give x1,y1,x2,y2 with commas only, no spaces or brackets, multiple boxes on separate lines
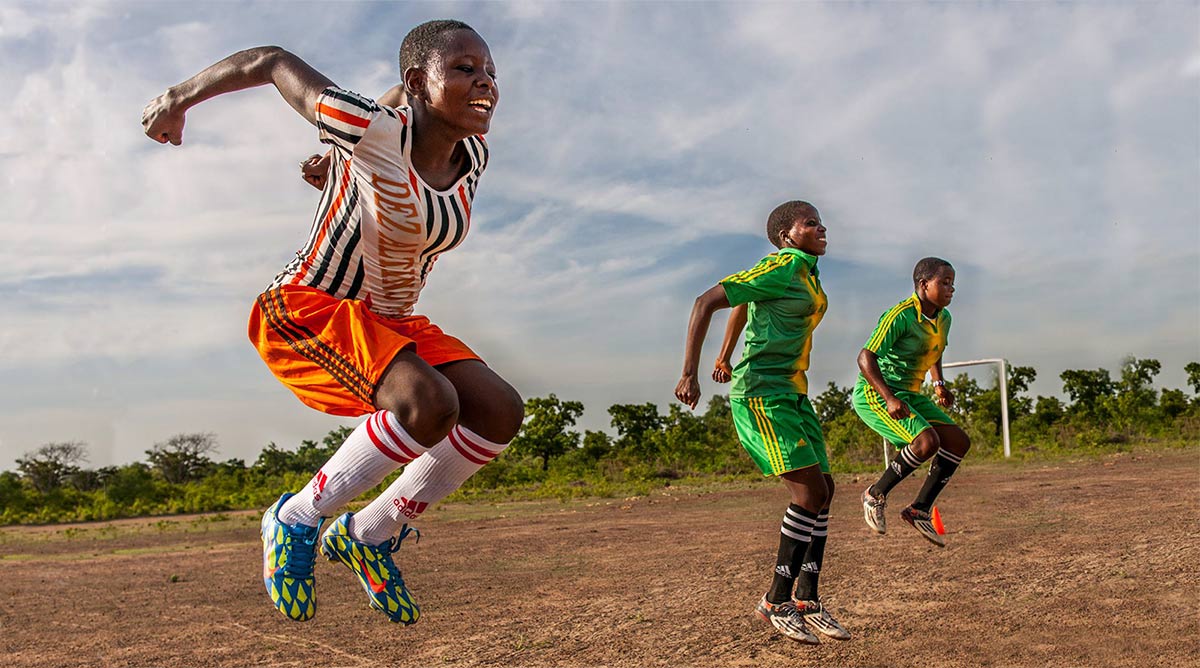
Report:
880,358,1011,467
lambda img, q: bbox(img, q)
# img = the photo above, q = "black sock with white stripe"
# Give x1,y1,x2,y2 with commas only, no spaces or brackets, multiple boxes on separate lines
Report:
912,449,963,512
792,508,828,601
767,504,818,604
870,444,926,499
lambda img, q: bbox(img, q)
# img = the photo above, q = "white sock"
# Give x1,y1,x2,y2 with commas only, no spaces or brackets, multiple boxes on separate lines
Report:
349,424,509,545
278,411,428,527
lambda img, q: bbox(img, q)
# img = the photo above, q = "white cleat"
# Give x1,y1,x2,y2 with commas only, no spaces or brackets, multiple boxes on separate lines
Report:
862,488,887,534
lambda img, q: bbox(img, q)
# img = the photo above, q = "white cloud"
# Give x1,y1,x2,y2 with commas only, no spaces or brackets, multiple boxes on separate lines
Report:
1,1,1197,469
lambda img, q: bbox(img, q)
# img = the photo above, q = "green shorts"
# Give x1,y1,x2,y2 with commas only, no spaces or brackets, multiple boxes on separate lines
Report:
730,394,830,476
852,378,955,448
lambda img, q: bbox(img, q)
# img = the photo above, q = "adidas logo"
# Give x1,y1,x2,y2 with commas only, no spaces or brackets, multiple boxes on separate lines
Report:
800,561,820,573
890,461,902,474
775,565,792,578
392,496,428,519
311,470,328,502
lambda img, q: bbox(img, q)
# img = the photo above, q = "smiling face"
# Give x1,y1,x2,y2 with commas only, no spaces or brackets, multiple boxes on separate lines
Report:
920,266,956,309
779,205,828,256
406,29,499,137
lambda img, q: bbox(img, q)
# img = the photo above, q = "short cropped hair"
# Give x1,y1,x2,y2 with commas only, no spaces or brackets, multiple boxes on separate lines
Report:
399,19,477,73
913,257,953,286
766,200,815,249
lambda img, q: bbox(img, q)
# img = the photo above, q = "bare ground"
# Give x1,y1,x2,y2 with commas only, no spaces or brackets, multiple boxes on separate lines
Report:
1,448,1197,668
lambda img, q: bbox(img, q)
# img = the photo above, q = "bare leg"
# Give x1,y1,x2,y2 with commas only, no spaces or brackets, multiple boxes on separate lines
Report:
436,360,524,443
373,349,461,446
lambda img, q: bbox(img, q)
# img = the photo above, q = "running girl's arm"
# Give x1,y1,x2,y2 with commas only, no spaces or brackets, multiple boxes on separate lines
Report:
712,304,747,383
143,47,334,146
857,349,910,419
676,285,731,409
930,356,954,408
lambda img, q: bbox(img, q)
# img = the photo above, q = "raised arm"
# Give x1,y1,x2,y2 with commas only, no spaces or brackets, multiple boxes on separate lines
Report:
675,285,731,409
712,304,747,383
857,348,910,419
142,46,334,146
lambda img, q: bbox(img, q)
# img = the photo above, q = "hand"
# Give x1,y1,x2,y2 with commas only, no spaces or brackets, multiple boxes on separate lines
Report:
301,152,332,190
935,384,955,408
675,375,701,410
885,396,910,420
142,90,187,146
712,359,732,384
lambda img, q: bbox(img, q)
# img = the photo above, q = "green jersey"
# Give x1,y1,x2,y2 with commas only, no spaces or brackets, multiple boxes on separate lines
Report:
860,293,951,392
720,248,827,398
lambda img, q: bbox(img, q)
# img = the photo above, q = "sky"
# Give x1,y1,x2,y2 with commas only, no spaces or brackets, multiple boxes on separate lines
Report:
1,1,1197,471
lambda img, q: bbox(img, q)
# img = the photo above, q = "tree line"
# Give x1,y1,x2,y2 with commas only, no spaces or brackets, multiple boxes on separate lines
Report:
3,358,1197,525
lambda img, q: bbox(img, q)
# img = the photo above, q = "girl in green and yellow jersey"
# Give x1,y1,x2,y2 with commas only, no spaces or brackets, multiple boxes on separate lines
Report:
676,201,849,646
855,257,972,548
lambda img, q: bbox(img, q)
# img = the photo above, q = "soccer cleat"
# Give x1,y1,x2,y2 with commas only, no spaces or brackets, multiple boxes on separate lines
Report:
755,595,820,645
321,513,420,624
261,493,321,621
862,487,887,535
900,505,946,547
796,599,851,640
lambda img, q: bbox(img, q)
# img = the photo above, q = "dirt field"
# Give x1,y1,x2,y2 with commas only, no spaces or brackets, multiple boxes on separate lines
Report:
1,448,1196,668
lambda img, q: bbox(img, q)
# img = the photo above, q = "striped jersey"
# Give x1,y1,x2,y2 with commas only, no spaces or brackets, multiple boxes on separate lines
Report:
860,293,951,392
720,248,827,398
269,87,489,319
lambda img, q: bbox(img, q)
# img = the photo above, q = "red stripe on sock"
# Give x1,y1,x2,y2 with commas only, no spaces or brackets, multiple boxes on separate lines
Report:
365,414,409,463
375,412,421,461
456,427,503,459
447,429,490,465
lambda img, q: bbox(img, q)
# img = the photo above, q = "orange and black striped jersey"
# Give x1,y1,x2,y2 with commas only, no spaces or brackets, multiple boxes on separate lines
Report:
269,87,489,319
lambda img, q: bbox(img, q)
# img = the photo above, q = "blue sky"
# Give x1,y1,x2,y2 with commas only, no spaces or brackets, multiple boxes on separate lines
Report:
1,1,1197,470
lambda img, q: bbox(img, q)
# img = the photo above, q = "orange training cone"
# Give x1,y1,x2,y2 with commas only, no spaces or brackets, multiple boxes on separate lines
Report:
931,506,946,535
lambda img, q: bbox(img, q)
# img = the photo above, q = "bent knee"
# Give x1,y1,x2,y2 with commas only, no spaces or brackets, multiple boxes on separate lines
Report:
810,486,831,512
495,385,525,440
911,428,941,459
377,383,459,446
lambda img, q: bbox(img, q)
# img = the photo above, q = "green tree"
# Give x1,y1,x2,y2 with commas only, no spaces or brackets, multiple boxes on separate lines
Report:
16,442,88,494
1032,395,1065,426
1186,362,1200,395
104,463,162,507
659,404,708,470
213,458,247,475
1159,389,1189,418
944,373,982,419
699,395,736,447
146,432,218,484
510,394,584,471
608,402,664,458
812,382,852,423
976,365,1036,435
253,442,304,476
580,430,613,461
1060,368,1115,415
67,465,119,493
0,471,31,521
1102,357,1163,428
1118,357,1161,397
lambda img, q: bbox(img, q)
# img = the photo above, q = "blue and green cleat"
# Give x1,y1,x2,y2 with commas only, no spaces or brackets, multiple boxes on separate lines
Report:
261,493,321,621
320,513,420,624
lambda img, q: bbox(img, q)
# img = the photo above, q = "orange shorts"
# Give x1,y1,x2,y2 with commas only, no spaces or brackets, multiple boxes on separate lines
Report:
248,285,479,417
